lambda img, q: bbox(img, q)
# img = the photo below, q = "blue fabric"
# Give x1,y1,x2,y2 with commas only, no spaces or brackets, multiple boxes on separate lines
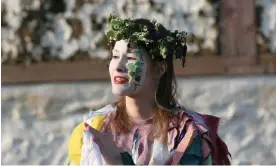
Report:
179,135,202,165
121,152,135,165
200,155,212,165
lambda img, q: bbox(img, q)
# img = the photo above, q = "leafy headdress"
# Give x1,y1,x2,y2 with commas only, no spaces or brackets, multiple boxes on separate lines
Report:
105,14,192,67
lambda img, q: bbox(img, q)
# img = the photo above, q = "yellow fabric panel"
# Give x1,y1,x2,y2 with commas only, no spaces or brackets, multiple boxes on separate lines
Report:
91,115,106,131
68,115,106,165
68,122,84,165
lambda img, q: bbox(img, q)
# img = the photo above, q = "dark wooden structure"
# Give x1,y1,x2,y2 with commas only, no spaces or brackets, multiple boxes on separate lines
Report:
220,0,260,73
2,55,276,84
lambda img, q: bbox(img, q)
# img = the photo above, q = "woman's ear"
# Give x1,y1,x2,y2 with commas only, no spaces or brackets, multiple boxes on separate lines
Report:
153,62,167,79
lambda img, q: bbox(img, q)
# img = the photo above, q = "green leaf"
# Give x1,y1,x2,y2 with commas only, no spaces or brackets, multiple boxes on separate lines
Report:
135,67,141,73
128,71,135,77
106,30,115,38
115,32,123,40
134,61,141,67
160,46,167,59
127,63,135,70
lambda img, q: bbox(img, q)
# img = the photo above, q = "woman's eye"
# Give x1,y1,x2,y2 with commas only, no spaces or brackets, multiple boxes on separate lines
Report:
112,55,119,59
127,57,137,60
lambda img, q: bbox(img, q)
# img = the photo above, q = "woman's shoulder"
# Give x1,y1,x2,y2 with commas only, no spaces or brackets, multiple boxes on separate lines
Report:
70,104,117,132
170,107,211,134
69,103,117,136
174,107,219,150
165,108,213,164
89,104,117,117
174,107,231,165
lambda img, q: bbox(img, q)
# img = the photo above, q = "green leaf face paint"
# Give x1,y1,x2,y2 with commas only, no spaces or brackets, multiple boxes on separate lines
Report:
135,67,141,73
134,61,141,67
127,63,135,70
127,60,142,84
129,71,135,77
127,48,145,86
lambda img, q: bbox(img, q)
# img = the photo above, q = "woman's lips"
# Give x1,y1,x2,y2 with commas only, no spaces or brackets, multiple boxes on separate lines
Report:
114,76,129,84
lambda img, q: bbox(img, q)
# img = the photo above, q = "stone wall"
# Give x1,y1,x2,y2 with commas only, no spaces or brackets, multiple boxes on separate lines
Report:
1,76,276,165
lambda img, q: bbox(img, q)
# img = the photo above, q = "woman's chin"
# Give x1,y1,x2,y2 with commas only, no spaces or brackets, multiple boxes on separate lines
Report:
112,90,129,96
112,88,137,97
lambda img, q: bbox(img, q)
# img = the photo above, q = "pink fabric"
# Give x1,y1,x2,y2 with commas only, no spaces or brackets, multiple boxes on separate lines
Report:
102,115,154,164
201,138,211,159
101,111,212,165
169,121,197,165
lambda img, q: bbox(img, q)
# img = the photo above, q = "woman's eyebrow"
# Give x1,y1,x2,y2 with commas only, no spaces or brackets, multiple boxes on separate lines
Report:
127,49,140,54
113,49,119,53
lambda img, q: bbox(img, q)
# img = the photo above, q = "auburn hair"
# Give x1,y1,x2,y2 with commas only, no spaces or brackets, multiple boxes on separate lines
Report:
106,18,179,142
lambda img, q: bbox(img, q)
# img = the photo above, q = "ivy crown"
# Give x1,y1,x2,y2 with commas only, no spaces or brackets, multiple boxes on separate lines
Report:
106,14,192,67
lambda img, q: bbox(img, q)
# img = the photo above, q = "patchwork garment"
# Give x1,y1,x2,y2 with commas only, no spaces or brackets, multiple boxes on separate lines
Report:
67,104,230,165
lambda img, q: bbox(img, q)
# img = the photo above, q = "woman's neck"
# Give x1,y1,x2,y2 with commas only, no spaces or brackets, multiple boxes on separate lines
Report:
125,95,155,120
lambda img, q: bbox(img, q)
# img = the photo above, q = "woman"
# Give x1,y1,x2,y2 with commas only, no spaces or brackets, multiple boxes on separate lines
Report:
67,15,231,165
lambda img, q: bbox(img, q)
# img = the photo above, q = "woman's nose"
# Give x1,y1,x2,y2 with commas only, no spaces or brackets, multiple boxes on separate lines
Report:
116,66,125,72
115,58,127,73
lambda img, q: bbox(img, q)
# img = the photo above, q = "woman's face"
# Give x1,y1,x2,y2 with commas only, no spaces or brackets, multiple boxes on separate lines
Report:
109,40,153,96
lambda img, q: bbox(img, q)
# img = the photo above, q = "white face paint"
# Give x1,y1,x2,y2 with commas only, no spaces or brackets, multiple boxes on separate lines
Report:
109,40,149,96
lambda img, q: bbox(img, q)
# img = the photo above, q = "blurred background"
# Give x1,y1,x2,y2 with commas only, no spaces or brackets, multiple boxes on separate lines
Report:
1,0,276,165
